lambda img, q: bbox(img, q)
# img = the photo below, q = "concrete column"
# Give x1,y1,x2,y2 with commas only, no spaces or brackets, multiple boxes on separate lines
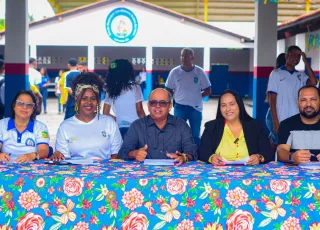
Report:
145,46,153,100
88,45,94,72
295,34,306,71
30,44,37,60
277,39,286,56
253,1,277,125
203,46,210,102
4,0,29,117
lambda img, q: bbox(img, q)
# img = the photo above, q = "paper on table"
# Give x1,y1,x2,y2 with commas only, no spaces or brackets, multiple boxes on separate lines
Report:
62,159,98,165
299,162,320,169
144,159,175,166
221,156,250,165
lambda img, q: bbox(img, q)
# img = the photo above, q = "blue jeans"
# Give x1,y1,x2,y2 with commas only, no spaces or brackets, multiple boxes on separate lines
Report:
57,94,61,112
265,108,278,144
40,88,48,112
174,103,202,146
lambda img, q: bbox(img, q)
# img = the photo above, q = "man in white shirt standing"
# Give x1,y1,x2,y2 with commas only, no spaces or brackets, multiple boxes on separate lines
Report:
165,48,211,146
28,57,42,88
267,45,318,136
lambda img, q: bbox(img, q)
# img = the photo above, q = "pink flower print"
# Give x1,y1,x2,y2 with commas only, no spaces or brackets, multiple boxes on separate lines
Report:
226,187,248,208
280,217,301,230
18,190,41,211
176,219,194,230
72,222,89,230
36,178,45,188
202,204,210,212
122,188,144,210
308,203,316,211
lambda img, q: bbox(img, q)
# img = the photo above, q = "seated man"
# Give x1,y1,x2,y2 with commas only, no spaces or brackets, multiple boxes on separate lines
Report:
277,85,320,163
118,88,197,165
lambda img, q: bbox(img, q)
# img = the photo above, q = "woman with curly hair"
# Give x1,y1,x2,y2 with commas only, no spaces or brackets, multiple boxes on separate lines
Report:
51,72,122,160
103,59,145,138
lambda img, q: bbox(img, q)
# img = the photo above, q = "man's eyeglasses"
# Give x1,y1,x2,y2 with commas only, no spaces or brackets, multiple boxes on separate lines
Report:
149,100,171,107
16,100,35,109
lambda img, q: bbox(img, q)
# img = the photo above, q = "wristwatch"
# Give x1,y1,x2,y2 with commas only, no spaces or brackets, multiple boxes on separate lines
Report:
289,152,294,162
34,152,40,160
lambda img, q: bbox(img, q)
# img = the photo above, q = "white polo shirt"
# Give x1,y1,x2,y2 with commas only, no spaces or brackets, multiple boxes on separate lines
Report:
104,85,143,128
0,118,50,160
165,65,211,112
28,68,42,85
267,66,309,123
55,114,122,160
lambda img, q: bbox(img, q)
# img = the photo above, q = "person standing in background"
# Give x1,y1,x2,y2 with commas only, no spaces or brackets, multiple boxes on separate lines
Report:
39,67,51,114
267,45,318,136
78,62,88,73
55,70,64,114
103,59,145,138
64,58,80,120
265,53,286,147
136,66,146,96
165,47,211,146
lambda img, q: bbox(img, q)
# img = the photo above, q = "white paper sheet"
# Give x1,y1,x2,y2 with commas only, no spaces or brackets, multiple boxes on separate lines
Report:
144,159,175,166
61,159,98,165
221,156,250,165
299,162,320,169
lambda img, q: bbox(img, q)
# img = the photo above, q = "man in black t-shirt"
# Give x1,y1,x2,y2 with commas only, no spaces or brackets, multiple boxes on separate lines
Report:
277,85,320,164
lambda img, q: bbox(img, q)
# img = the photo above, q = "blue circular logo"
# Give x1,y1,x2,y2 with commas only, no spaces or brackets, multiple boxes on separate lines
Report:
25,138,35,147
105,8,138,43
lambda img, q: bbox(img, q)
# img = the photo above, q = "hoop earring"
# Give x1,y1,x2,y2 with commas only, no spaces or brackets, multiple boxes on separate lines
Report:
75,104,79,114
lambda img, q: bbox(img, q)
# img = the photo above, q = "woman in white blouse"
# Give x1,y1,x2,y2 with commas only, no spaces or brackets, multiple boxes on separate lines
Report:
51,72,122,161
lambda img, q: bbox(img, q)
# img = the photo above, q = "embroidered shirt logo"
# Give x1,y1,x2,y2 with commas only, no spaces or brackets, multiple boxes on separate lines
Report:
25,138,35,147
41,131,49,139
194,77,199,84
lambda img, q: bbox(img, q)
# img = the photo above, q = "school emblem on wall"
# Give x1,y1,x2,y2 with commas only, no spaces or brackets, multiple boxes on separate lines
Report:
105,8,138,43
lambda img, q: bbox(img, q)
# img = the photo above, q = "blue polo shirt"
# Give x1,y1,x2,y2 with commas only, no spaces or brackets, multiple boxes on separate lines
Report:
0,118,50,160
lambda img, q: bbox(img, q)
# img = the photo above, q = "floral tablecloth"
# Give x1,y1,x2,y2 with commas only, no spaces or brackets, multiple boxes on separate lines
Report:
0,160,320,230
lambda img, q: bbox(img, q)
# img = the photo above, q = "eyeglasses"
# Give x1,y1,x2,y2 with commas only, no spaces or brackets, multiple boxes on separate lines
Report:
16,100,35,109
149,100,171,107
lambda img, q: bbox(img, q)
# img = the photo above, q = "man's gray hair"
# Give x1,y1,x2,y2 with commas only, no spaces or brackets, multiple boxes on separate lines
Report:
149,88,173,103
181,47,194,56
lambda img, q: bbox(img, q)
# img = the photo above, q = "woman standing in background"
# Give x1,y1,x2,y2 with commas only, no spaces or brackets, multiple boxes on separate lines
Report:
39,67,51,114
55,70,64,114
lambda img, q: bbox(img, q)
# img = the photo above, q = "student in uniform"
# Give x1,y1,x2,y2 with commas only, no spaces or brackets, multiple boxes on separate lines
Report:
51,72,122,161
103,59,145,138
0,90,50,162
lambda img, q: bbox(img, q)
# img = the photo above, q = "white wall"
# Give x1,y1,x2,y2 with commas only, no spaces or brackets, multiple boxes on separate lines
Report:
0,2,253,49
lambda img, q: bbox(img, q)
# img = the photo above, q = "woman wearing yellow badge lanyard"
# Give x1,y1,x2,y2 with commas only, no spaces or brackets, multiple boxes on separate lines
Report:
0,90,49,163
51,72,122,161
198,89,274,166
